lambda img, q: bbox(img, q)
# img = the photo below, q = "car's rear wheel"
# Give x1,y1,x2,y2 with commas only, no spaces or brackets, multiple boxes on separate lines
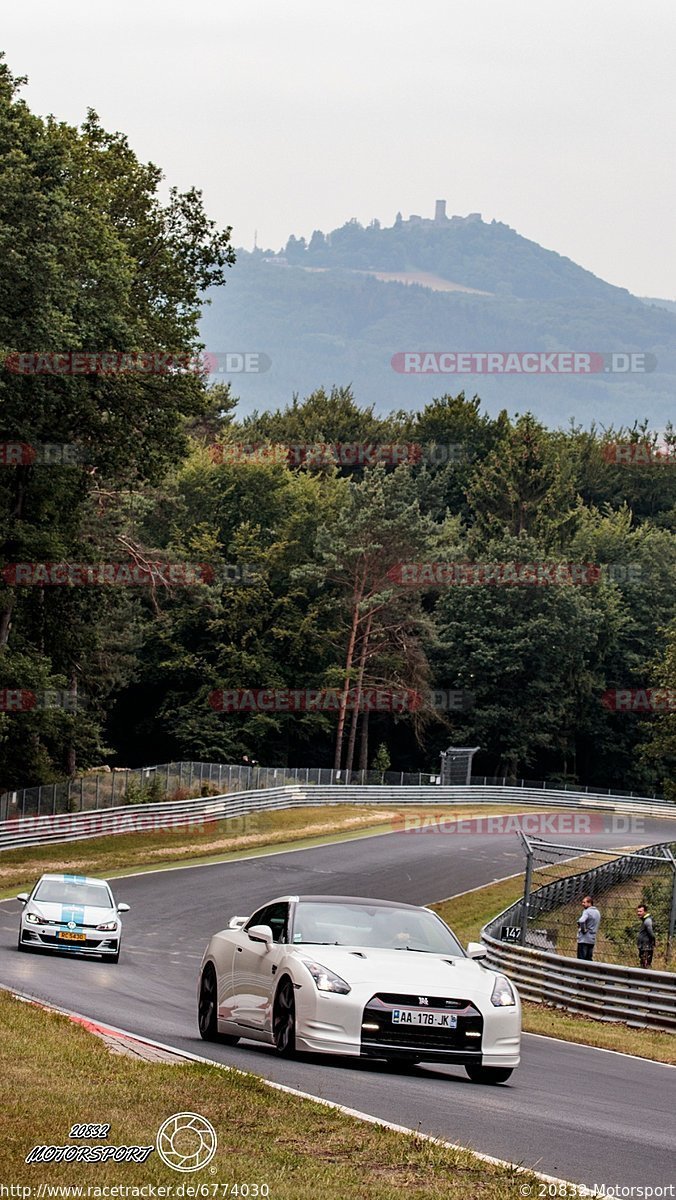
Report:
465,1064,513,1084
198,965,240,1045
273,977,296,1056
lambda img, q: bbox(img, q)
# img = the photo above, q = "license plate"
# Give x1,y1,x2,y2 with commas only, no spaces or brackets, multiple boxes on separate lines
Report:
57,932,87,942
392,1009,457,1028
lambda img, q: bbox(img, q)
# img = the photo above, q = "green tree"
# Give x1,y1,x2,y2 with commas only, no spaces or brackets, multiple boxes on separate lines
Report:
0,56,233,786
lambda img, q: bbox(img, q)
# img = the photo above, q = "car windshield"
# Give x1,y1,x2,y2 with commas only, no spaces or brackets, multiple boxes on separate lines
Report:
291,902,465,955
34,880,113,908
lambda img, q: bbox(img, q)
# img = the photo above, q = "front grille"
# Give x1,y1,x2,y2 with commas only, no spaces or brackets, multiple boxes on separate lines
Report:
361,993,483,1054
37,934,103,948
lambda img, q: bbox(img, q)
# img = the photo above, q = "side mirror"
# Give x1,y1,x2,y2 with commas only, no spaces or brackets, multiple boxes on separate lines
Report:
228,916,247,930
247,924,274,946
117,903,130,914
16,893,29,905
467,941,488,960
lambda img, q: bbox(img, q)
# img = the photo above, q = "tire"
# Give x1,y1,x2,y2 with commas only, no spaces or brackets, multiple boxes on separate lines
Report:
17,935,28,952
273,977,297,1057
198,965,239,1044
465,1064,513,1085
109,949,120,964
385,1056,420,1070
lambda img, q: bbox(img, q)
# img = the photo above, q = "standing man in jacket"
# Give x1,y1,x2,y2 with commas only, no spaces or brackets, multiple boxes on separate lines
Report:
576,895,601,960
636,904,656,968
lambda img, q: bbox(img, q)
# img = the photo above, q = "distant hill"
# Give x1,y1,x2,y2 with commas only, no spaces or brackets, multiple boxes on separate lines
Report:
200,205,676,426
641,296,676,314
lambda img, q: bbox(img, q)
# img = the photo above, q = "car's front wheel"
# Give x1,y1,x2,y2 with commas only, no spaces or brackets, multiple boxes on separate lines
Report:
198,964,240,1045
273,977,296,1056
465,1064,513,1084
16,934,28,952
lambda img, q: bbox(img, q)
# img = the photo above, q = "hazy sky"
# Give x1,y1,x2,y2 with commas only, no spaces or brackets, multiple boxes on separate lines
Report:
3,1,675,297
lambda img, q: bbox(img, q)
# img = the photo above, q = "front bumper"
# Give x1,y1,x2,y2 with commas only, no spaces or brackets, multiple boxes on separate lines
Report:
20,926,120,955
293,986,521,1065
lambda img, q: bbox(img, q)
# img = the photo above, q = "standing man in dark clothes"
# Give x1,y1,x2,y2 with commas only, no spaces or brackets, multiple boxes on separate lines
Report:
636,904,656,968
576,895,601,960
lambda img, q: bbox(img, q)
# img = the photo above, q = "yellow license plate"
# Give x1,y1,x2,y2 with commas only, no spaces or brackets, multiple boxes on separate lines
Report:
58,931,87,942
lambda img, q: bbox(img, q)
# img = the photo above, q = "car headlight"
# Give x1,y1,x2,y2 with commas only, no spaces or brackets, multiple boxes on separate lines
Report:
302,959,351,994
25,912,49,925
96,921,118,931
491,974,516,1007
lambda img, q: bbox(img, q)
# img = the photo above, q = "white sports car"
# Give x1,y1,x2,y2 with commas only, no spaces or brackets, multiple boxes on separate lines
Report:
16,872,130,962
198,894,521,1083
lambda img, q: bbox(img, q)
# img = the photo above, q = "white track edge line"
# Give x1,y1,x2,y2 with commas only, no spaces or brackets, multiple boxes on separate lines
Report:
523,1030,676,1067
0,982,594,1194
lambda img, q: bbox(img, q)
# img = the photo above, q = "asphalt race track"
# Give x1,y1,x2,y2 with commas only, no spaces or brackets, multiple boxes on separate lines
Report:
1,815,675,1189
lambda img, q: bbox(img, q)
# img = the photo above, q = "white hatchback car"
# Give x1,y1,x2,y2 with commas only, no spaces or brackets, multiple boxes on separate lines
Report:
17,873,129,962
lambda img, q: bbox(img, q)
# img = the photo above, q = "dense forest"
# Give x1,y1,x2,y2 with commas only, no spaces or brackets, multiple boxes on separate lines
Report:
1,59,675,797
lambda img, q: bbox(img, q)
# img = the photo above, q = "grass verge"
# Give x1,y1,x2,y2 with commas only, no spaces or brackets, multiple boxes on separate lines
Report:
431,879,676,1065
0,803,541,896
0,990,542,1198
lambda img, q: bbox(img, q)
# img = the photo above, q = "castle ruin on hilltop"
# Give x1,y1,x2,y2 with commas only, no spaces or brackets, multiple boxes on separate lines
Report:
394,200,482,227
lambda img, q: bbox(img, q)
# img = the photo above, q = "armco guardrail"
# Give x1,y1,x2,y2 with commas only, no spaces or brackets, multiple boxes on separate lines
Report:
0,760,666,821
481,938,676,1031
1,783,675,853
481,840,676,1031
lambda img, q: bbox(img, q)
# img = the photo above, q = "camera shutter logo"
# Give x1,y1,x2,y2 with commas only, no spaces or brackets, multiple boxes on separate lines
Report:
156,1112,217,1172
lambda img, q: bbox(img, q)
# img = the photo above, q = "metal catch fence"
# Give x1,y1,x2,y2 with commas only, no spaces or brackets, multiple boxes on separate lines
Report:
482,838,676,1029
0,761,667,822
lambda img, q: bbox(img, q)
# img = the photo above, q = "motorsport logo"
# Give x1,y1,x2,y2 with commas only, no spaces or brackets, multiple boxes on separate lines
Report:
156,1113,218,1172
25,1125,153,1165
391,351,657,374
25,1113,217,1172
